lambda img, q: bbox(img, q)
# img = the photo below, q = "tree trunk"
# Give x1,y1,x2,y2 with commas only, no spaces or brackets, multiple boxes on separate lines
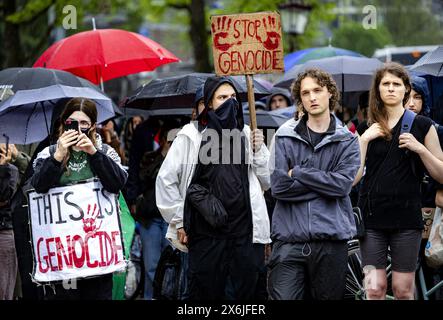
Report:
3,0,24,68
189,0,211,72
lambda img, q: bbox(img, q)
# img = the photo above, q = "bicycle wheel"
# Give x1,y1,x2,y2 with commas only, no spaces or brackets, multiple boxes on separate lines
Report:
345,240,365,299
345,239,394,300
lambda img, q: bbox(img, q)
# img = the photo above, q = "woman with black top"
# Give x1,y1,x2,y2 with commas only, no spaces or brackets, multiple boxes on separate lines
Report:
354,63,443,300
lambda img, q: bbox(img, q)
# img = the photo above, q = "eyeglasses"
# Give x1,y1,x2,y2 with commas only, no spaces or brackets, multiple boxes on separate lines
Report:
65,118,92,128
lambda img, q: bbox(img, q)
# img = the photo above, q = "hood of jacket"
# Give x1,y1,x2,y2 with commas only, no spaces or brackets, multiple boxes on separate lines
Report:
199,76,244,131
266,87,292,110
411,76,431,117
276,113,355,149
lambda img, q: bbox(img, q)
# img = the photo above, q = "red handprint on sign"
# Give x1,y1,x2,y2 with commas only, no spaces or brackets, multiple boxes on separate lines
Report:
212,16,242,52
82,203,102,236
256,15,281,51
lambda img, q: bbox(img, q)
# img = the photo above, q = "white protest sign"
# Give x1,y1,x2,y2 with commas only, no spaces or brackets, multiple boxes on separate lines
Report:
27,180,126,283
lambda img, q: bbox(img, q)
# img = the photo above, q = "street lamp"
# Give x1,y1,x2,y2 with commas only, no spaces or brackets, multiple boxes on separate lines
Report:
278,1,313,52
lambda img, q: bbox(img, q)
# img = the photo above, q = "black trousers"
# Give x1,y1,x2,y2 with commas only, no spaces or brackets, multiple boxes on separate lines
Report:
267,240,348,300
43,273,113,300
188,234,264,300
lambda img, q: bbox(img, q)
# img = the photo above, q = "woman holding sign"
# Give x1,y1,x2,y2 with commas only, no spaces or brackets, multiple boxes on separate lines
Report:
30,98,128,300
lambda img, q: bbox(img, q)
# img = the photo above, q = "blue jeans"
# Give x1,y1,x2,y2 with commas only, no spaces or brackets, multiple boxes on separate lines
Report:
139,218,169,299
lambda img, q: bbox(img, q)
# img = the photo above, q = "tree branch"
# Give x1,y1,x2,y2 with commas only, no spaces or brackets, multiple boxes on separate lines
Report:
6,0,55,25
167,3,191,12
24,21,56,66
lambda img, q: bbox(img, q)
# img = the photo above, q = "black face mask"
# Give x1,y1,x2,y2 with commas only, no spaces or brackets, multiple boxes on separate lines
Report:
80,127,91,135
207,98,239,132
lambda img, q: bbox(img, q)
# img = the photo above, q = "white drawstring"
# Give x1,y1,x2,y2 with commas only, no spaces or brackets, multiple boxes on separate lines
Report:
302,242,312,256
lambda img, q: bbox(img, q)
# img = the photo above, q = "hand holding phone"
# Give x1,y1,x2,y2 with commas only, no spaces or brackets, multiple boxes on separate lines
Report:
0,144,12,165
54,121,80,162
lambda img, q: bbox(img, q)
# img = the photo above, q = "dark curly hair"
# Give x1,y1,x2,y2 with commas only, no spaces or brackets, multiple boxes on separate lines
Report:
369,62,411,141
290,68,340,116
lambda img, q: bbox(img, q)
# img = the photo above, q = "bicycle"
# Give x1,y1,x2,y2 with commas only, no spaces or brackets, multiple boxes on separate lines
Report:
345,239,394,300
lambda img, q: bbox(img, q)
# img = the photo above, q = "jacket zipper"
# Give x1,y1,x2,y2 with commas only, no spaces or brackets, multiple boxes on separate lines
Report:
308,201,311,238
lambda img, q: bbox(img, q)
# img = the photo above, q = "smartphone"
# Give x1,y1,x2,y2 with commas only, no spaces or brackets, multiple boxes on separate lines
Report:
64,119,79,132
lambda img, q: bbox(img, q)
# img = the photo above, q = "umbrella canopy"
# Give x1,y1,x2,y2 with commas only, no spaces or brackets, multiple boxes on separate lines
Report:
410,46,443,77
269,106,296,118
122,107,193,118
284,46,364,71
243,109,289,128
0,68,115,144
123,73,270,110
33,29,180,85
275,56,383,93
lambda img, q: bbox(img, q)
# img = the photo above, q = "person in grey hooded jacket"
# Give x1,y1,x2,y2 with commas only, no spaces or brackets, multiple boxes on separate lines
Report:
266,87,293,111
268,68,360,300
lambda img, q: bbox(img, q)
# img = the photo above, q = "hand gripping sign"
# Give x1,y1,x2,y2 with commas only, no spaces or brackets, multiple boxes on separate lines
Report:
27,179,126,283
211,11,284,131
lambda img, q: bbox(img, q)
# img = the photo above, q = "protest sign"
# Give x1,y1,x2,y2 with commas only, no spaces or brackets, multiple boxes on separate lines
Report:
211,11,284,76
211,11,284,130
27,179,126,282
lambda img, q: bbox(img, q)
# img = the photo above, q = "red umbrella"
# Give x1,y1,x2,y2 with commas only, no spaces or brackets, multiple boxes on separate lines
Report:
33,28,180,85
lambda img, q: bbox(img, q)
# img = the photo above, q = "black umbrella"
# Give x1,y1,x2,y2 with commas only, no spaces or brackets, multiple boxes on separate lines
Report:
0,68,116,144
275,56,382,92
243,109,289,128
123,72,270,110
274,56,382,109
0,67,97,90
410,46,443,77
121,107,193,118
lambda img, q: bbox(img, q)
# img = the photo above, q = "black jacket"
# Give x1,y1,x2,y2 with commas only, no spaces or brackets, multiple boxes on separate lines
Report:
31,142,127,194
134,149,164,226
0,164,19,230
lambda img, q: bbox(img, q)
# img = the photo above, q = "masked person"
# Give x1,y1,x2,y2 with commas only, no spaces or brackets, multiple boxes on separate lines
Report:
156,76,271,300
30,97,128,300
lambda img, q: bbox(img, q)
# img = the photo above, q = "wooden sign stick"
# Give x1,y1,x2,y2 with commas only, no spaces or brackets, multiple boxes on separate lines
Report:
246,74,257,131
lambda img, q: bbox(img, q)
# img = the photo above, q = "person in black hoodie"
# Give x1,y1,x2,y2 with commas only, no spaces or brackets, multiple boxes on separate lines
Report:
30,97,128,300
180,76,271,300
135,120,179,300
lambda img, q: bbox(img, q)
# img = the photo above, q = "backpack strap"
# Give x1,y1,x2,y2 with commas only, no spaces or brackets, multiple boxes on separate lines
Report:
400,109,418,177
400,109,416,135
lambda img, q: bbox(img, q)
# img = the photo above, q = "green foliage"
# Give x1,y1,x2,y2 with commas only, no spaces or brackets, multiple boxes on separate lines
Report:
295,0,336,50
354,0,443,46
380,0,443,46
332,20,392,56
6,0,53,24
217,0,281,14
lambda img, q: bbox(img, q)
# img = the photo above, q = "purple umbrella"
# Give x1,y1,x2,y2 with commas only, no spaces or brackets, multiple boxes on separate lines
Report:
284,46,364,71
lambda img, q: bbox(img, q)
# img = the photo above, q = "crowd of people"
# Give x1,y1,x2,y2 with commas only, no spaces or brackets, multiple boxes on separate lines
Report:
2,61,443,300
